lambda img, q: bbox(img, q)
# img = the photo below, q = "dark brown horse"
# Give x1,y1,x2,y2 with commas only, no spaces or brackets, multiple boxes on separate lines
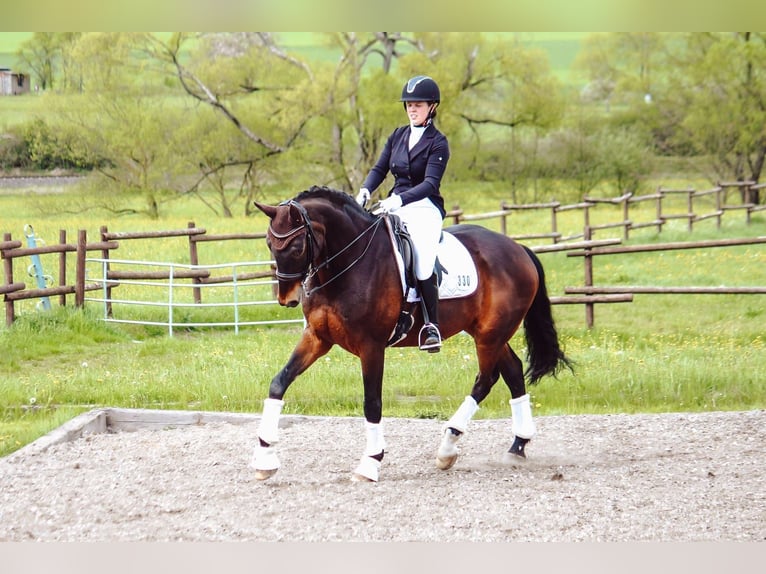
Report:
251,186,571,482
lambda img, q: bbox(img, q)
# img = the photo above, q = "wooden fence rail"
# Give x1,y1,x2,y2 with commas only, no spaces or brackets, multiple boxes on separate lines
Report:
447,181,764,243
565,235,766,327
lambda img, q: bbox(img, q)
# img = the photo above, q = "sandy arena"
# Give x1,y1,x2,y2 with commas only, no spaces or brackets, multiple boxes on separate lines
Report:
1,409,764,541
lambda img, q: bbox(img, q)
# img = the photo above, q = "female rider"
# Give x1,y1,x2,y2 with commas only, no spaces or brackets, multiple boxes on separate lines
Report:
356,75,450,352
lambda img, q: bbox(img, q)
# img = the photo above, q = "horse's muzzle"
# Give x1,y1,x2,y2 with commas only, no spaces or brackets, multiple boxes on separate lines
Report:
278,282,302,307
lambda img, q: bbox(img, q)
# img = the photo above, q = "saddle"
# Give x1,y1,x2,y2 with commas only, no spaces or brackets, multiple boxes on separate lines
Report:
383,215,477,347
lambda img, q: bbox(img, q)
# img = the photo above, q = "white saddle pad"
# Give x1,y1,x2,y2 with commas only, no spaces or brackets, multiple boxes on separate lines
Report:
392,230,478,302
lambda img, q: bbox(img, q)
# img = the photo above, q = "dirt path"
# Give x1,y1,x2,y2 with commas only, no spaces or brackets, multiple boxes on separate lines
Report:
1,410,763,541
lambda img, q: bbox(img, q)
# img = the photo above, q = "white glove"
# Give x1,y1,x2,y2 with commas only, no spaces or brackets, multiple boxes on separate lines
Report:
379,194,403,213
356,188,370,206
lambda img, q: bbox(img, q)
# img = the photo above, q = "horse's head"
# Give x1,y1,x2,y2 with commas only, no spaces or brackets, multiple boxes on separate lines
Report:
255,199,322,307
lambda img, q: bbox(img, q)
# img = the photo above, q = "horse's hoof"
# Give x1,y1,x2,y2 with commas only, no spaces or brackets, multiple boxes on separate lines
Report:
250,445,280,480
435,454,458,470
502,436,530,464
351,473,375,483
352,455,381,482
254,468,278,481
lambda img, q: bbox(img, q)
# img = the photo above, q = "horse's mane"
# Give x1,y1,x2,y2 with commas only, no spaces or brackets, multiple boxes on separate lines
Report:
294,185,373,219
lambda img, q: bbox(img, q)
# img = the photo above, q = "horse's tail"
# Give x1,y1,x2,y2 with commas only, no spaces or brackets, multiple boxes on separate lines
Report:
521,245,574,384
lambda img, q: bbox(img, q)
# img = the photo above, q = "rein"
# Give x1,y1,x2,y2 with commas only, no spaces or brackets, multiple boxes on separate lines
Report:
270,200,384,297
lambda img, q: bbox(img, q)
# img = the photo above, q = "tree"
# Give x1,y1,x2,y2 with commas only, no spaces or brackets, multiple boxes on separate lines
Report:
15,32,83,92
669,33,766,196
319,32,422,192
575,32,666,109
138,33,336,212
16,33,57,90
53,33,188,218
393,33,564,198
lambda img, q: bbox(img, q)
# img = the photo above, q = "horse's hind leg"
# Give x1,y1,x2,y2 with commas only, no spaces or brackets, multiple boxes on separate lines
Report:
436,342,503,470
498,343,536,459
436,379,486,470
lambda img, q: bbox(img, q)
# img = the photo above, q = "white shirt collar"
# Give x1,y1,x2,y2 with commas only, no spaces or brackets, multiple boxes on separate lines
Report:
409,124,427,149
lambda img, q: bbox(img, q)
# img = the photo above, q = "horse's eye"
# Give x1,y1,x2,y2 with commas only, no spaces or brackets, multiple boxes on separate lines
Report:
287,241,305,259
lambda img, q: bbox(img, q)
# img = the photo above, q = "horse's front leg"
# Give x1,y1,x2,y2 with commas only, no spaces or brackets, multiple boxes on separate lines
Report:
352,345,387,482
251,330,331,480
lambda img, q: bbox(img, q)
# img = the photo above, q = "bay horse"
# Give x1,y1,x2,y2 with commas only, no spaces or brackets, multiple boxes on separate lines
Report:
251,186,572,482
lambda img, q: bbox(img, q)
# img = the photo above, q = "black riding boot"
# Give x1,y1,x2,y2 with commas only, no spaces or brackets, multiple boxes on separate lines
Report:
418,274,441,352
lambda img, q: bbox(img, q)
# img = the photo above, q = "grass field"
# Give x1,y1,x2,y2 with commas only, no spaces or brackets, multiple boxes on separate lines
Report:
1,182,764,457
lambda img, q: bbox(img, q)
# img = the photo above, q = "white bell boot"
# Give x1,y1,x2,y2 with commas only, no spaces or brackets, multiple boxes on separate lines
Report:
510,394,536,439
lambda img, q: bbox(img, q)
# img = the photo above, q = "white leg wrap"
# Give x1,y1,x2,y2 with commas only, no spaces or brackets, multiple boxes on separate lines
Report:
510,394,536,439
257,398,284,445
363,421,386,457
437,428,461,459
250,444,280,472
445,396,479,433
353,455,381,482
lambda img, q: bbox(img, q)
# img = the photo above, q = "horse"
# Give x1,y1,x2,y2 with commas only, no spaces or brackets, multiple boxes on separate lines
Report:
251,185,572,482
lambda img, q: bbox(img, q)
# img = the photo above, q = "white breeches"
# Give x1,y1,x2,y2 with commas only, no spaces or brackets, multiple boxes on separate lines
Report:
397,198,443,281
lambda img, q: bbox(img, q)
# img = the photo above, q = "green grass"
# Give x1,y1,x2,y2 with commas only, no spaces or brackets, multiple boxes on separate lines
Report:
1,183,764,457
0,91,49,128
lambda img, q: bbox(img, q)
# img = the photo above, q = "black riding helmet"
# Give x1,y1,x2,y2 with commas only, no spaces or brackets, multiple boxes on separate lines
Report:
400,75,441,103
401,75,440,122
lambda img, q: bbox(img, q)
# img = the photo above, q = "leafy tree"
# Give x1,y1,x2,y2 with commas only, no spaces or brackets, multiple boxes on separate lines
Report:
15,32,57,90
393,33,564,199
575,32,666,109
52,33,187,218
307,32,425,194
15,32,83,92
669,33,766,196
138,33,333,211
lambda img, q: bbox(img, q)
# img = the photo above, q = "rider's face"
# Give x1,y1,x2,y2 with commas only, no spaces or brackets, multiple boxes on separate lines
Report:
406,101,431,126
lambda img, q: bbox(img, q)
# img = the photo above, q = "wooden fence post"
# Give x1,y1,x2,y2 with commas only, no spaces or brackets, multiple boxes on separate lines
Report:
622,194,630,241
715,186,723,230
686,189,694,232
75,230,86,308
188,221,202,304
583,226,594,329
3,232,16,326
58,229,67,306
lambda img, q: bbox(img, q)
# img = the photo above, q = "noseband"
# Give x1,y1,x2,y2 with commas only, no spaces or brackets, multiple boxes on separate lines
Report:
267,199,384,297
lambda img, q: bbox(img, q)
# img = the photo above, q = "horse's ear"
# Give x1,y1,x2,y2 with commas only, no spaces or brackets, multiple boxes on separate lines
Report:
254,201,277,220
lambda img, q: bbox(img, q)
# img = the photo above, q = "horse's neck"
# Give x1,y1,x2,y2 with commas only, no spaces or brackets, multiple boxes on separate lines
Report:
314,212,389,273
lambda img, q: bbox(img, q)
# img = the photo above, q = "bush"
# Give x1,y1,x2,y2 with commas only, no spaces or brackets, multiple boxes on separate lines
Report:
0,132,31,170
0,119,102,171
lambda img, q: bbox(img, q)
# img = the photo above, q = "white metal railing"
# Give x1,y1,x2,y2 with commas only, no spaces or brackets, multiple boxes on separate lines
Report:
85,258,304,335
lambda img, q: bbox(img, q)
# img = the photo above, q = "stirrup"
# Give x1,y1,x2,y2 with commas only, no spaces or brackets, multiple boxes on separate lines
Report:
418,323,442,352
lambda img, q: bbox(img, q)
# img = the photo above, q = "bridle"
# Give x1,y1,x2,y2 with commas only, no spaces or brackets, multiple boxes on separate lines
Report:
268,199,384,297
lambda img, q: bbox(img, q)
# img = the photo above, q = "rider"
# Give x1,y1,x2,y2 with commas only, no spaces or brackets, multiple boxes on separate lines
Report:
356,75,450,352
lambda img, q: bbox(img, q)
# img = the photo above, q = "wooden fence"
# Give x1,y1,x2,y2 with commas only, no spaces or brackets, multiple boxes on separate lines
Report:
97,222,274,317
447,181,766,243
1,230,118,327
565,236,766,328
2,183,764,328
